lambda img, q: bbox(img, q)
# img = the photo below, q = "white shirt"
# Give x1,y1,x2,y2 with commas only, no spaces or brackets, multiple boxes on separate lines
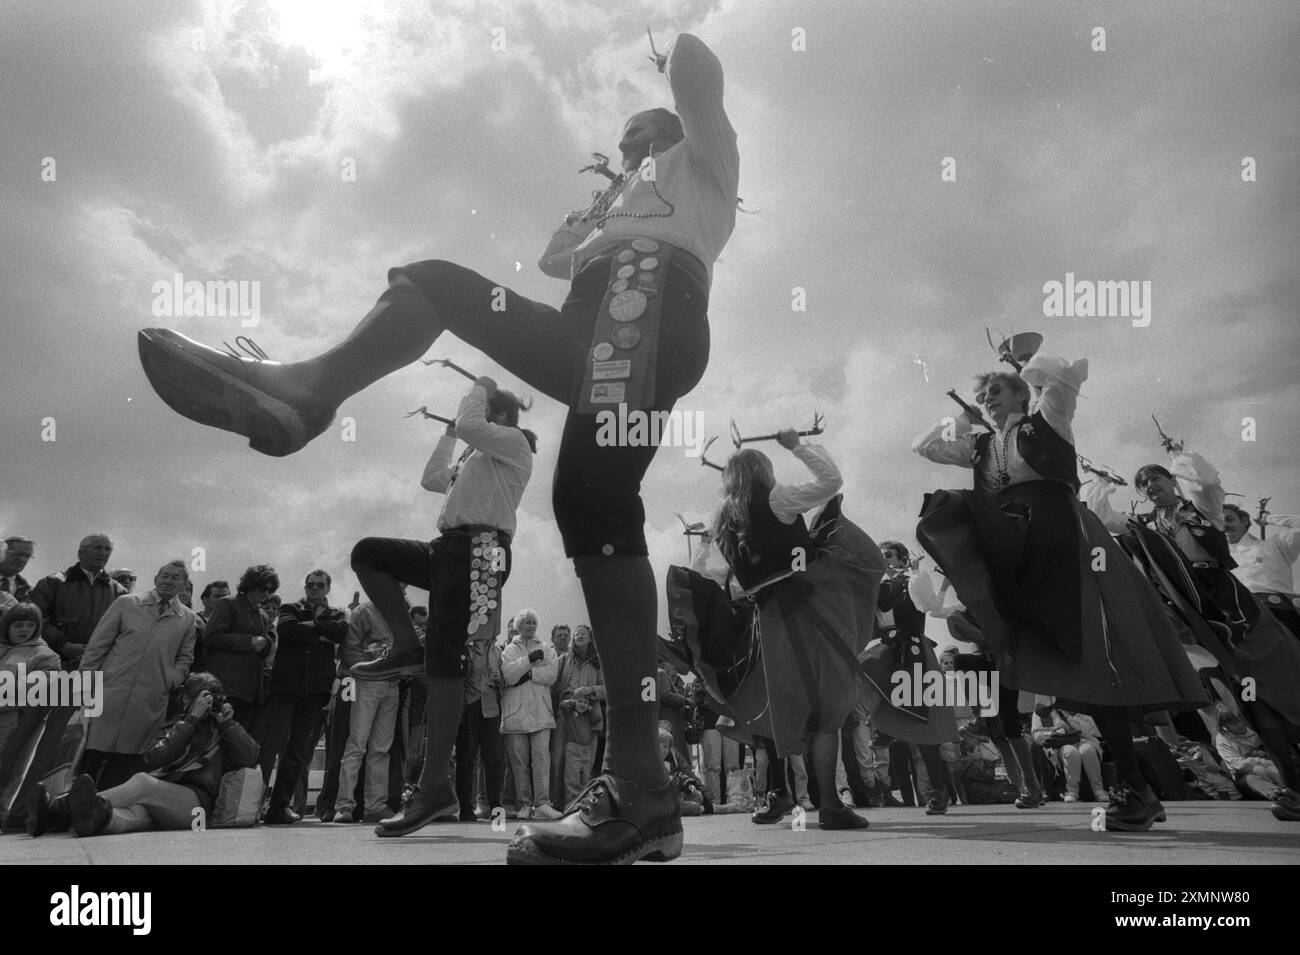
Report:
907,568,966,619
1230,518,1300,593
537,33,739,288
421,385,533,537
911,354,1087,487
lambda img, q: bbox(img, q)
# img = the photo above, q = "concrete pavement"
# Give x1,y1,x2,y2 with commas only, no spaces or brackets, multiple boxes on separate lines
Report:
4,800,1298,865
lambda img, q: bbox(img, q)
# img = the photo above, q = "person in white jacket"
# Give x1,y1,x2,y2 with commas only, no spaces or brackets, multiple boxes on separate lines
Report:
500,610,561,820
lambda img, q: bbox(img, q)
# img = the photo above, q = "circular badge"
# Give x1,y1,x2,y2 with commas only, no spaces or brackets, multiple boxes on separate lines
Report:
601,544,615,556
608,290,647,322
610,279,629,294
488,599,497,609
472,547,482,557
631,238,659,253
616,264,635,280
638,256,659,271
470,570,479,580
592,342,615,361
487,588,497,599
616,248,635,264
611,324,641,350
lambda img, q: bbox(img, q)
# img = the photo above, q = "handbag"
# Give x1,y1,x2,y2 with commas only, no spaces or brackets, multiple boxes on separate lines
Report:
211,767,264,827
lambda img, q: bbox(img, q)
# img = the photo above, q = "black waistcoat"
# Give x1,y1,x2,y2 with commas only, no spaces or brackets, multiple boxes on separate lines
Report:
717,486,813,592
972,410,1080,492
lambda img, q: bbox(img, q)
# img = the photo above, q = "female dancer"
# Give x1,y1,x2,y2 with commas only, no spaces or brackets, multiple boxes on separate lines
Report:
912,349,1205,830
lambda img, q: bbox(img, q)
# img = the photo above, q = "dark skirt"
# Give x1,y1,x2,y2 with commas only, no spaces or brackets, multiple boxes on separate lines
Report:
666,501,957,757
1118,523,1300,727
915,481,1206,712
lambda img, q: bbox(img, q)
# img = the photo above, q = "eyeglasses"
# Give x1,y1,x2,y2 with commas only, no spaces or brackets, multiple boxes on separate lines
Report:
974,383,1006,406
304,582,328,590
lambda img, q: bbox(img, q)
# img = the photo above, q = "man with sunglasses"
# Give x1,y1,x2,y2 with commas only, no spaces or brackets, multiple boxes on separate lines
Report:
259,569,348,825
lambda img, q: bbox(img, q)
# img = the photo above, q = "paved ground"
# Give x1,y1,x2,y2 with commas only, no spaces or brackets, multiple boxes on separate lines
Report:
4,800,1299,865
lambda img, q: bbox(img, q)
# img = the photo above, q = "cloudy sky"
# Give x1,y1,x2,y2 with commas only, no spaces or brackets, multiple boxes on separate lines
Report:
2,0,1296,643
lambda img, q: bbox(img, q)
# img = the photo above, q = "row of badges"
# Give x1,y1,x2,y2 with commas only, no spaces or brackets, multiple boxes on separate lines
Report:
592,239,660,367
468,532,500,635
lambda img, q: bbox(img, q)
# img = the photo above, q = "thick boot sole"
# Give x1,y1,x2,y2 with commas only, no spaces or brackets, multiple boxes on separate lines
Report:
69,777,105,838
350,656,426,681
1104,811,1158,832
375,801,459,837
505,828,683,865
138,330,330,457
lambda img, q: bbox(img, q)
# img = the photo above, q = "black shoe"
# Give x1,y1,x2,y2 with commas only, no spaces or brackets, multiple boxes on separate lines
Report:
1014,791,1045,809
26,782,72,837
1270,788,1300,821
924,790,949,816
317,809,336,823
458,808,479,822
263,807,301,825
507,774,682,865
69,775,111,837
819,804,869,830
1140,785,1167,823
375,784,458,837
1104,783,1159,832
137,329,336,457
751,790,796,825
350,645,425,681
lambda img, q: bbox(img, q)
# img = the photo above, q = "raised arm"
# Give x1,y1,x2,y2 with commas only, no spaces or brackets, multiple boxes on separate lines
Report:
1082,475,1130,534
768,444,842,522
1170,448,1225,528
453,382,532,467
1022,353,1088,446
665,33,739,198
912,413,976,469
420,430,460,494
1261,515,1300,564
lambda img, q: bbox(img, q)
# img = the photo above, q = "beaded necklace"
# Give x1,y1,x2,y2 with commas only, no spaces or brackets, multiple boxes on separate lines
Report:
593,168,675,228
988,421,1016,490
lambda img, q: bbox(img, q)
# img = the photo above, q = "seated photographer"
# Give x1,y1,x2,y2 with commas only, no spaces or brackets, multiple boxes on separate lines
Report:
27,673,259,837
1031,698,1106,803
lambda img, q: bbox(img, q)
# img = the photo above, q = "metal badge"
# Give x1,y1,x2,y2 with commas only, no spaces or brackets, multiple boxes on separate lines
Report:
609,290,647,322
470,570,480,580
611,324,641,350
616,264,635,280
631,238,659,253
592,342,615,361
616,249,635,263
488,599,497,609
610,279,629,294
638,256,659,271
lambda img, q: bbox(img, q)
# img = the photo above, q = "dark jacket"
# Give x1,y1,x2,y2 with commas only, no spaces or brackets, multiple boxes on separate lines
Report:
29,564,127,666
2,573,32,602
202,594,273,703
875,575,927,638
143,710,260,813
269,600,348,696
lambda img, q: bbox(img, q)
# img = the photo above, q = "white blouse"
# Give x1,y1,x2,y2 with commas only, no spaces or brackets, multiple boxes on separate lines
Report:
911,354,1087,489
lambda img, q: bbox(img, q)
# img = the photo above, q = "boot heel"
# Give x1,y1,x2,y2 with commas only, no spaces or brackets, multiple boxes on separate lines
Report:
641,830,684,862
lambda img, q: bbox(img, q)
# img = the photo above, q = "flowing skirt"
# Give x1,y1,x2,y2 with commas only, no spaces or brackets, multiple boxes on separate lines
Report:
1117,522,1300,727
666,498,958,757
915,481,1206,712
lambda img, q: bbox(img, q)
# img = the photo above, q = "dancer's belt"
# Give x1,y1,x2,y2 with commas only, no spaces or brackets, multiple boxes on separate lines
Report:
1190,560,1222,569
574,239,706,415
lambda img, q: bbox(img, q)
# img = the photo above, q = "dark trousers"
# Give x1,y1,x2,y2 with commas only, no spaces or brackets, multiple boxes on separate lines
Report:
455,699,504,811
229,697,266,741
259,691,330,811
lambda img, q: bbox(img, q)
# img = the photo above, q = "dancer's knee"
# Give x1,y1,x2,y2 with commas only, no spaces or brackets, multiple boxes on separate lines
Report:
350,537,385,572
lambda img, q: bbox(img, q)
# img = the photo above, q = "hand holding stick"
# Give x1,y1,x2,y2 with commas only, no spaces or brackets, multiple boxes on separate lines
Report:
404,406,455,426
421,358,478,381
729,411,825,449
946,390,991,431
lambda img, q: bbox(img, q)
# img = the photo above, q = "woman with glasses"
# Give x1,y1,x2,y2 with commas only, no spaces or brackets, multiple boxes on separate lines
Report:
911,347,1204,831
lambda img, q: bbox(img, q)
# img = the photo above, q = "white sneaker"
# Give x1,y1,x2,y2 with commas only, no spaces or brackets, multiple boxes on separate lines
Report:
530,804,563,820
1063,793,1078,803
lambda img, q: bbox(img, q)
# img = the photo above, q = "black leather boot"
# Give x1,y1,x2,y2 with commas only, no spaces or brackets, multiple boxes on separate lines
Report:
924,788,949,815
1104,782,1160,832
26,782,72,837
69,774,112,837
375,783,458,837
350,645,425,681
506,774,682,865
751,789,795,825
